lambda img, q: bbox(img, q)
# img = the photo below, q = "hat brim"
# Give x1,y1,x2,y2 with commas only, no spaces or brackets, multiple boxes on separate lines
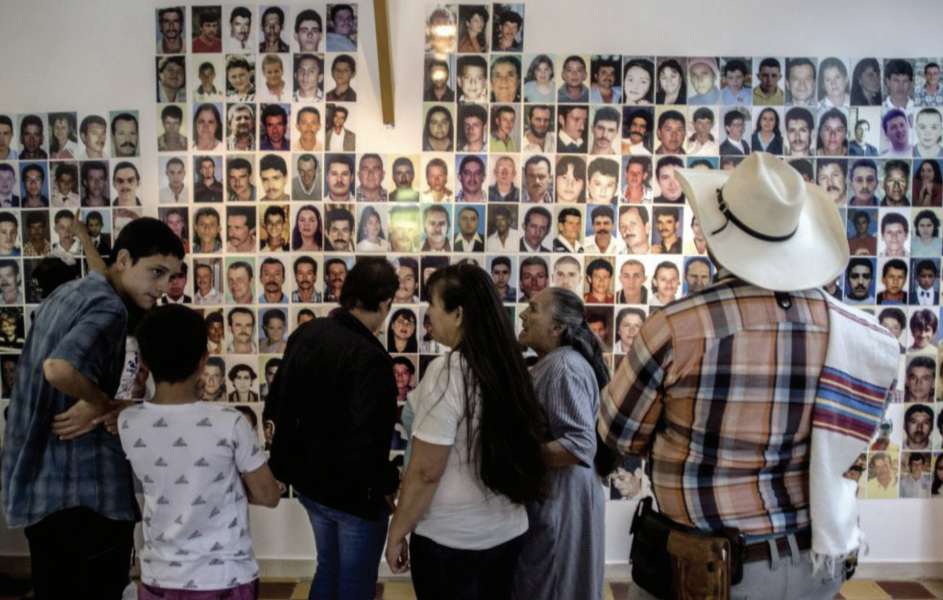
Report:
675,167,849,292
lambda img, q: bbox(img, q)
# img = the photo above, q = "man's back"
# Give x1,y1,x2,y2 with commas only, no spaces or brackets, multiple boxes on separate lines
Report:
602,272,829,534
264,309,398,519
119,402,265,590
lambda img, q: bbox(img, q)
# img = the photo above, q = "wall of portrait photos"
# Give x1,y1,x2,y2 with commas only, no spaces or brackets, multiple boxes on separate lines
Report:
2,0,943,568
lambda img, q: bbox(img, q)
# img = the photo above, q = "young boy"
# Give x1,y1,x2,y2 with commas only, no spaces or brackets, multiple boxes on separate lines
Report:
2,217,184,599
120,304,280,597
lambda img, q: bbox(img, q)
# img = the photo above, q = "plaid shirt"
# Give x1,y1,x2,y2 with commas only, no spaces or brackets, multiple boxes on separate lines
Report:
599,270,830,535
2,272,138,527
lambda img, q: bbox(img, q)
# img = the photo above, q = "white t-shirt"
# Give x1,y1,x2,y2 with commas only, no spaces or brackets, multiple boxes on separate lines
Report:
410,353,528,550
119,402,266,590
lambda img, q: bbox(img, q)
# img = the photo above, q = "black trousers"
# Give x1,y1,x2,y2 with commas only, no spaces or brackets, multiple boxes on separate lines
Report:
24,507,136,600
410,532,525,600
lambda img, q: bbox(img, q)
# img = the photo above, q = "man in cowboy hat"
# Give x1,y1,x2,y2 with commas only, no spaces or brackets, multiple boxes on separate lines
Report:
599,152,899,600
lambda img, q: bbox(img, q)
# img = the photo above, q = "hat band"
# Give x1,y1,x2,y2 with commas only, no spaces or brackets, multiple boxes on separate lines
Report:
710,187,799,243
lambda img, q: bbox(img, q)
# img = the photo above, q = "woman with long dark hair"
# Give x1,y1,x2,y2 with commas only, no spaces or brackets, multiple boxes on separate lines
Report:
514,287,616,600
655,58,686,105
850,58,882,106
291,204,322,251
751,107,784,154
913,159,943,208
457,4,488,53
386,264,548,600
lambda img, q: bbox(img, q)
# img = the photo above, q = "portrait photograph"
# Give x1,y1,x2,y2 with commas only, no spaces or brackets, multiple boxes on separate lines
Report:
424,4,458,54
257,53,291,103
556,54,590,104
259,5,291,53
846,208,878,257
817,57,851,109
422,103,455,153
259,204,291,252
156,56,187,104
259,103,292,151
258,307,289,356
420,154,457,203
491,4,523,53
550,254,585,298
655,57,687,106
882,58,916,109
47,112,79,160
156,7,186,54
424,54,456,103
355,205,390,253
325,53,358,102
325,3,358,51
388,205,421,253
522,54,555,103
108,111,140,159
457,5,490,54
293,53,325,103
720,57,753,106
225,256,257,306
878,161,912,207
584,305,614,351
192,257,223,305
684,106,719,156
486,254,517,303
191,5,222,53
224,5,256,53
385,306,419,354
753,56,786,106
609,454,648,501
323,203,356,253
156,104,189,153
291,6,324,53
0,307,25,350
223,357,261,402
17,114,48,160
456,54,490,103
225,54,257,101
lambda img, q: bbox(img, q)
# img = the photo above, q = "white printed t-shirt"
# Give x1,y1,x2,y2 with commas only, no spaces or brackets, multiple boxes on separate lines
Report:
410,352,528,550
119,401,265,590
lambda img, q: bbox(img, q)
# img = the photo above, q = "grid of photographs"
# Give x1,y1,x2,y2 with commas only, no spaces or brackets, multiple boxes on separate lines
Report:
153,3,363,496
149,2,943,501
419,6,943,501
0,109,145,446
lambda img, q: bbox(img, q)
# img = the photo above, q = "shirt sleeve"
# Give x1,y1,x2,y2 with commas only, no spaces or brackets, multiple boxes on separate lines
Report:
546,359,599,467
47,299,126,389
598,309,674,455
232,412,267,474
412,356,461,446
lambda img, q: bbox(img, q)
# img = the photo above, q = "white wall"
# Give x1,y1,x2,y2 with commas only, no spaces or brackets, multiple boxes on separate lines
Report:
1,0,941,567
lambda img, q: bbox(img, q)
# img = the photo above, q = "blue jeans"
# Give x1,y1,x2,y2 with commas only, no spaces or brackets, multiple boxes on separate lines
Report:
298,495,390,600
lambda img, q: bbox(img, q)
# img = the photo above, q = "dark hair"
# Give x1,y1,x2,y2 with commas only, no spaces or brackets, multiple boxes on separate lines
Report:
19,114,43,136
758,57,781,72
555,155,586,202
558,207,581,223
297,308,315,322
48,112,77,152
657,109,685,131
851,58,882,106
546,287,620,477
655,59,686,104
136,305,207,385
194,104,223,142
884,59,914,82
230,6,251,23
32,256,81,300
881,259,907,278
724,109,745,128
339,256,398,312
723,59,748,77
910,308,938,335
879,307,906,330
905,403,934,427
754,107,782,140
228,363,258,383
656,155,684,179
392,355,416,375
110,112,138,136
109,217,185,266
294,8,322,32
792,156,815,181
262,5,284,26
586,258,613,278
847,257,874,278
916,259,939,278
426,264,549,503
881,211,909,235
259,154,287,176
386,308,418,353
785,107,814,131
933,455,943,496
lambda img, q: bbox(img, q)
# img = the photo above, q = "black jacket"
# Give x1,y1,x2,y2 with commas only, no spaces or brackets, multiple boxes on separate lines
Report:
264,308,399,520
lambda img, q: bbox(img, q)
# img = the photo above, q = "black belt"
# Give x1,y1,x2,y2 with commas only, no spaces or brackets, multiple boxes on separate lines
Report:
743,529,812,564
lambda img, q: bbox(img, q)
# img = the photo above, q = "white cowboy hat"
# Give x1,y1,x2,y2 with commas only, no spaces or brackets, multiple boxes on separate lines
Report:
674,152,848,292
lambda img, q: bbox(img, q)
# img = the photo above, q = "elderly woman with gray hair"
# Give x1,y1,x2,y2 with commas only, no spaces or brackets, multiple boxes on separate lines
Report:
514,287,617,600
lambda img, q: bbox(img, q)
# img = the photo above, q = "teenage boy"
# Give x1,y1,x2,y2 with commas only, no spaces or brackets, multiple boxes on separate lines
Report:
120,304,280,596
1,218,185,599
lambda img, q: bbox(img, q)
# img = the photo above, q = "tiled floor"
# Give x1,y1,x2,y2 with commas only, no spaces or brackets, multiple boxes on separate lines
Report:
0,577,939,599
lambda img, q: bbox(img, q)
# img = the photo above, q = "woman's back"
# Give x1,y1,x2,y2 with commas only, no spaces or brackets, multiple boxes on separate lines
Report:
411,351,527,550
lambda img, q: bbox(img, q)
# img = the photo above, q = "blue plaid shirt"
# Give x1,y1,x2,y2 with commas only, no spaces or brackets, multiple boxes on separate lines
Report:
2,272,138,527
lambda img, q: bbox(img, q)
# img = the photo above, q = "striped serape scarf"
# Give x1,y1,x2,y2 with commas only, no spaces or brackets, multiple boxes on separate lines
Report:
809,293,898,572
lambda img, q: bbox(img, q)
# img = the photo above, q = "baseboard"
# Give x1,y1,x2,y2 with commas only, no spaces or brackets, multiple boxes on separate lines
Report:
254,559,943,581
1,555,939,582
